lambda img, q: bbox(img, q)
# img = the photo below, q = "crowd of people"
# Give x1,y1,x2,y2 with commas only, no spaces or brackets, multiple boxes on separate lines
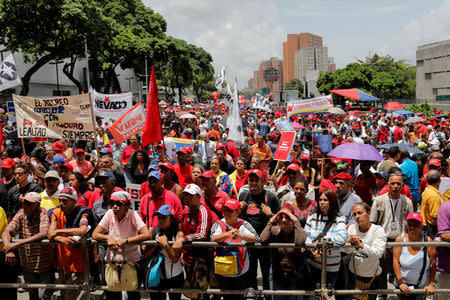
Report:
0,105,449,300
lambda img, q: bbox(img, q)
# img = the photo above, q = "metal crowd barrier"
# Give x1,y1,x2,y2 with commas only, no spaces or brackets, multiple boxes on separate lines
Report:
0,238,450,299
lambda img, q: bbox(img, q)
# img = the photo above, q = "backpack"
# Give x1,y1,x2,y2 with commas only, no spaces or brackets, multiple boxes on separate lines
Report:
145,252,163,288
213,220,246,276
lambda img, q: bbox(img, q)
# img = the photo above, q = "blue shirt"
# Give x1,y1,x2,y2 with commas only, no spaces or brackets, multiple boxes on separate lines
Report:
400,158,419,192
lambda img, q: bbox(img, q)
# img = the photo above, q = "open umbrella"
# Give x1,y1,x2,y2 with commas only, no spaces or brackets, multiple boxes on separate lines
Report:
330,89,379,101
379,143,424,155
384,102,404,110
327,107,346,115
393,110,413,116
290,122,304,130
404,116,424,125
435,113,449,118
328,143,384,161
179,113,197,120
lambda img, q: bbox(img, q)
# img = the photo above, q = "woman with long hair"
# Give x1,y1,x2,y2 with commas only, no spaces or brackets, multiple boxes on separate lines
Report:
286,177,317,227
159,162,183,199
305,189,347,289
210,157,233,195
319,162,338,192
129,149,150,184
229,157,247,198
69,171,92,208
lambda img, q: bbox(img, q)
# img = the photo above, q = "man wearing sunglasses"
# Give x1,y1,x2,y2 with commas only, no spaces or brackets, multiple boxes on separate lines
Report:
6,164,43,221
2,192,54,300
48,187,93,300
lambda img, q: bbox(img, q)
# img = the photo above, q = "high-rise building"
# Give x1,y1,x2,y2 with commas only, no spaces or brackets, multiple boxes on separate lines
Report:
253,70,260,90
258,57,283,93
247,78,254,89
294,47,328,81
282,33,323,86
328,57,336,72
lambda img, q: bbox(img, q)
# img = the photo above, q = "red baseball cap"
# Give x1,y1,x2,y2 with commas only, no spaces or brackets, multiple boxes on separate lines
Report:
286,164,301,173
333,172,352,181
176,148,188,155
216,142,226,150
52,141,64,152
200,170,217,180
224,199,241,211
406,212,423,223
300,153,311,160
75,149,85,155
159,162,175,172
247,169,264,179
1,158,15,169
184,146,193,153
156,143,166,149
429,159,441,167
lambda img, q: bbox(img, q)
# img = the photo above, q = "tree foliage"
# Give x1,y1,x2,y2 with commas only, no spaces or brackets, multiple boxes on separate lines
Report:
408,101,433,117
316,54,415,100
0,0,214,98
285,78,304,98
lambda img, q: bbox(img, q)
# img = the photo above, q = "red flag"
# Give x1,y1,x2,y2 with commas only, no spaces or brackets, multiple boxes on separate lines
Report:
142,66,163,146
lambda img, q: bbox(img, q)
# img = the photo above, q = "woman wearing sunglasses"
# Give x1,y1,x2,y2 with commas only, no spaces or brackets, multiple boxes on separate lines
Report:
92,191,151,300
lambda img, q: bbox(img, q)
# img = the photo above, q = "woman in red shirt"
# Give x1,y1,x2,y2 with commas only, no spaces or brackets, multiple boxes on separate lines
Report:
229,157,247,198
319,162,337,192
120,135,141,183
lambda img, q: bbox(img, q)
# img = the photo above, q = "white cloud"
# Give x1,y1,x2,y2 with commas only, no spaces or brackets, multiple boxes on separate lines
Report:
147,0,284,88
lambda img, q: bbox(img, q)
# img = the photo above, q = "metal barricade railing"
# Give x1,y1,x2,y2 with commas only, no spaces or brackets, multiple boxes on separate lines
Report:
1,238,450,299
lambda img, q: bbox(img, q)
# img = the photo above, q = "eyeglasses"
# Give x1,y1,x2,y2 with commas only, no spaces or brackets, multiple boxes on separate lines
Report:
14,172,26,176
110,200,124,207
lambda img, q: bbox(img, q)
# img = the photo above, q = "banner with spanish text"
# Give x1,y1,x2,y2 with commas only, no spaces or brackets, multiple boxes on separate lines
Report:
273,131,297,161
287,95,333,118
90,88,133,121
13,94,95,140
109,101,145,144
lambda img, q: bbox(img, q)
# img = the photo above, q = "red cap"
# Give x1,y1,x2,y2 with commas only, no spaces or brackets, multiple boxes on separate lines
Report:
247,169,264,179
1,158,15,169
64,162,74,171
159,162,175,172
156,143,166,149
406,212,423,223
286,164,300,173
333,173,352,181
200,170,217,180
269,133,277,139
300,153,311,160
176,148,188,155
216,142,226,150
223,199,241,211
429,159,441,167
75,149,85,155
184,146,193,153
52,141,64,152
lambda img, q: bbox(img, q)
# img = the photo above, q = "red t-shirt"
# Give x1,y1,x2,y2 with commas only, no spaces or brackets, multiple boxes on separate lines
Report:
354,173,377,204
378,184,412,201
203,190,230,222
76,191,92,207
88,187,123,209
68,160,93,176
393,127,403,141
121,145,141,165
174,163,193,188
139,189,183,228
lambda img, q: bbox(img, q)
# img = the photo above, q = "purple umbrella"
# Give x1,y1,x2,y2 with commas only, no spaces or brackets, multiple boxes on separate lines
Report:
290,122,304,129
328,143,383,161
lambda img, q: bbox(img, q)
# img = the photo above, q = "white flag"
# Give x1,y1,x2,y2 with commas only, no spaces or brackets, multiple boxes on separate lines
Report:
0,54,22,92
215,66,226,93
226,78,244,144
252,93,271,112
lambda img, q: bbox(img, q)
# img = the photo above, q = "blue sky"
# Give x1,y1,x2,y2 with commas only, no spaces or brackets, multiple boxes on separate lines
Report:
147,0,450,87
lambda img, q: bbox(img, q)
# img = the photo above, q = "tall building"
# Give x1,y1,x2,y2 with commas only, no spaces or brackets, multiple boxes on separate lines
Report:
282,33,323,86
258,57,283,93
253,70,260,90
247,77,254,89
416,39,450,101
294,47,328,81
328,57,336,72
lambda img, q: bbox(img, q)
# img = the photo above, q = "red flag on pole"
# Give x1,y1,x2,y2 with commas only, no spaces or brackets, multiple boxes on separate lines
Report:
142,66,163,146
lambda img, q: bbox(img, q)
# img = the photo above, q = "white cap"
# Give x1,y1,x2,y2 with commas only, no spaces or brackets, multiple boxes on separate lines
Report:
182,184,202,195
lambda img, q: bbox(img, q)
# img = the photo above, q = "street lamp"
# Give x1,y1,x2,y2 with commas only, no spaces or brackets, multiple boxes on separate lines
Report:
49,59,64,96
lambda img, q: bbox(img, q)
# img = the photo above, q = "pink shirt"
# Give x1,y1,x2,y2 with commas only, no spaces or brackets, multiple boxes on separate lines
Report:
139,189,184,228
68,160,93,176
98,209,146,263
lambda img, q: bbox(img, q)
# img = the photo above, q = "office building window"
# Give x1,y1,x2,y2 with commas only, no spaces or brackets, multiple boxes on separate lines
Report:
53,90,71,96
432,88,438,95
425,73,432,80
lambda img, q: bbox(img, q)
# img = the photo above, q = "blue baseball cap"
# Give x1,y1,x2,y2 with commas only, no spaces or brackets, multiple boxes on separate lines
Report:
152,204,173,217
53,156,66,164
148,170,161,180
148,164,158,172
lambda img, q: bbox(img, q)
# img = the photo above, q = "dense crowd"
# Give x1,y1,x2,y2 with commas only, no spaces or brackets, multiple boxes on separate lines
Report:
0,106,449,300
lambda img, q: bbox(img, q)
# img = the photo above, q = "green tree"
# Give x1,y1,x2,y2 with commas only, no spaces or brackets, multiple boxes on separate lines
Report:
285,78,304,98
188,44,214,100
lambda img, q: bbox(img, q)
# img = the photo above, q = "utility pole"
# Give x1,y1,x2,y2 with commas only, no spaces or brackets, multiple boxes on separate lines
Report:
84,38,90,91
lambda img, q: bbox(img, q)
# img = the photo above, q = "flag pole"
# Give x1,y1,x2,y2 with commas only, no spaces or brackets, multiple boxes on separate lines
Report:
21,138,26,156
88,92,101,157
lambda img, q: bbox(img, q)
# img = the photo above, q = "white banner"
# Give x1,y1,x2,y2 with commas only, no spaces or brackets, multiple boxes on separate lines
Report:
125,183,142,210
0,54,22,92
13,93,95,140
439,177,450,203
287,95,333,117
252,93,271,112
90,88,133,120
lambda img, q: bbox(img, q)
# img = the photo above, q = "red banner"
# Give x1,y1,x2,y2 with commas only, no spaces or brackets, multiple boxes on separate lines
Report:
109,101,146,144
273,131,297,161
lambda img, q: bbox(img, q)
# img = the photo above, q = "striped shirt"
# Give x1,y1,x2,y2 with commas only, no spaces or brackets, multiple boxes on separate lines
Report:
305,212,347,272
7,208,54,273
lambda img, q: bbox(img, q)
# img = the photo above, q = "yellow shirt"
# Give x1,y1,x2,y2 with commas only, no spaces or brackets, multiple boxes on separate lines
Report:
421,185,443,226
0,207,7,251
40,190,60,212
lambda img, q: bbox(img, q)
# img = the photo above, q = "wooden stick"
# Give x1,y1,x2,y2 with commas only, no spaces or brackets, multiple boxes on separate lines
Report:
21,138,26,156
87,93,101,157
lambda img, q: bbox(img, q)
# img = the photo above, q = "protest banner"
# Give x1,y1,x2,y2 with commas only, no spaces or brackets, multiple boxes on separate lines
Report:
126,183,142,210
90,88,133,121
252,93,271,112
440,177,450,203
109,101,145,144
169,137,206,155
273,131,296,161
13,94,95,140
274,118,294,132
6,101,15,123
313,130,332,153
287,95,333,118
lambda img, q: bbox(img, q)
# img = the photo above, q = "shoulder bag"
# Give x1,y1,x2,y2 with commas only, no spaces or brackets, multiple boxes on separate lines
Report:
105,246,139,291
